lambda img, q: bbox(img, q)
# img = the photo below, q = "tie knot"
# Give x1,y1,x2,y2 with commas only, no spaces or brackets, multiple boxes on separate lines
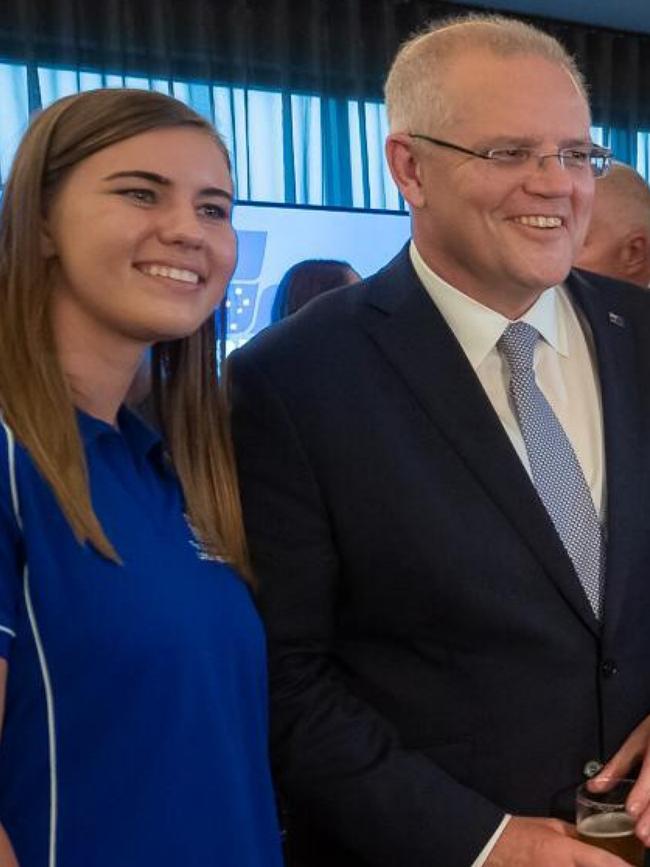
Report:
498,321,539,374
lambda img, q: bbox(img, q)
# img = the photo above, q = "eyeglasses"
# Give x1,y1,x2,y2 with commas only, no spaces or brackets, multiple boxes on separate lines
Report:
408,133,612,178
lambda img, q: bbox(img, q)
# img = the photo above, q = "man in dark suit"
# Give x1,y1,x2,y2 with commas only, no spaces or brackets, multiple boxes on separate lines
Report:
229,14,650,867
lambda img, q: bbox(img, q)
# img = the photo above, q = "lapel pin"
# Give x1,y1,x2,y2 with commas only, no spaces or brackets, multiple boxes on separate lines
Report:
608,312,625,328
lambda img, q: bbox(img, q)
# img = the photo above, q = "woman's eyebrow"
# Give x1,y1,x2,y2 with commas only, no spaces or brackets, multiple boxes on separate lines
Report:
102,169,171,184
102,169,232,200
200,187,233,201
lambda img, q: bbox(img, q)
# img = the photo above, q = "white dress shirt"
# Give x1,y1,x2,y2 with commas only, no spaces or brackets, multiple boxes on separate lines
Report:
410,242,605,519
409,241,606,865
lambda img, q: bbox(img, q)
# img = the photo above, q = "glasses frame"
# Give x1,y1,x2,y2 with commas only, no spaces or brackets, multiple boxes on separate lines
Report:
408,133,612,177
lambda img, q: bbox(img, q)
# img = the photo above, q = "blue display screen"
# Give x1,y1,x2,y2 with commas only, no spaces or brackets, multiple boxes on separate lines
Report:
226,202,410,350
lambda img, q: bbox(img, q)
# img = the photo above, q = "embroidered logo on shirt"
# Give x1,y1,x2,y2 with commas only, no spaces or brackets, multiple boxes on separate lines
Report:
184,514,227,563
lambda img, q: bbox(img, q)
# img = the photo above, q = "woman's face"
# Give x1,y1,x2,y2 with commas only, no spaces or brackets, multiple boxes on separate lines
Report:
43,125,236,350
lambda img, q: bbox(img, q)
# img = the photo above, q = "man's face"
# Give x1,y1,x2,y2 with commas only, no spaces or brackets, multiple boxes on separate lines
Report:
405,50,594,316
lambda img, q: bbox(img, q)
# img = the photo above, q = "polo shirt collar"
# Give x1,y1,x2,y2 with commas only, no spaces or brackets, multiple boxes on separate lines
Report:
77,406,161,460
409,240,568,371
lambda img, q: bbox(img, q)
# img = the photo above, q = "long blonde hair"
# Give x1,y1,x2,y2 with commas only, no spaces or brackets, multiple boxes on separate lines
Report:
0,88,251,583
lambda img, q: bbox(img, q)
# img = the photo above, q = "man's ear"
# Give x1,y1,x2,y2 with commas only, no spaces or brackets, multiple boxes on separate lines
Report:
620,231,649,280
385,134,427,209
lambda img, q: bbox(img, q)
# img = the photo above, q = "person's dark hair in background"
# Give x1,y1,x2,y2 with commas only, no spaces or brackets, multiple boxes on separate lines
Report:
271,258,360,322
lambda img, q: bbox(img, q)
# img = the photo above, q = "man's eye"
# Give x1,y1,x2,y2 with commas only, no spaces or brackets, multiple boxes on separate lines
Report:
490,148,530,163
119,188,156,204
562,149,590,165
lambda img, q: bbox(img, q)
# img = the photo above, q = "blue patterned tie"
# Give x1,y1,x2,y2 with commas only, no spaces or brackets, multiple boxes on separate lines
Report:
498,322,604,618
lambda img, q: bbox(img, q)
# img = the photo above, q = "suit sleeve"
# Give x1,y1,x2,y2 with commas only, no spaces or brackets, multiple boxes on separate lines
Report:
229,350,505,867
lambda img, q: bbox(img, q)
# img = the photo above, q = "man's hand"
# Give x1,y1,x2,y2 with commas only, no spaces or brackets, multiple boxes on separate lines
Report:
590,713,650,845
485,816,631,866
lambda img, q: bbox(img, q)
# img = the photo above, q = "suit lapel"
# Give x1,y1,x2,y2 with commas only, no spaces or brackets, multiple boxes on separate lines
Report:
567,271,645,635
359,251,602,634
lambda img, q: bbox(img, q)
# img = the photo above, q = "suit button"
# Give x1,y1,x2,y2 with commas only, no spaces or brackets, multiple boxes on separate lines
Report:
583,760,603,778
601,659,618,678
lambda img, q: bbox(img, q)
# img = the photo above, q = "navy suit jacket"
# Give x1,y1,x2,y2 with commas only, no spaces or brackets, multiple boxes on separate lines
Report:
229,247,650,867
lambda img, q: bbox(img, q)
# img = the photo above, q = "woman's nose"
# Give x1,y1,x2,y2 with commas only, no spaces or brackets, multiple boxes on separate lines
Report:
157,205,204,248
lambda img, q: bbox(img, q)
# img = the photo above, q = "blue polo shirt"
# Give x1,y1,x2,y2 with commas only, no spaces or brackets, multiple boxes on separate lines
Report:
0,408,283,867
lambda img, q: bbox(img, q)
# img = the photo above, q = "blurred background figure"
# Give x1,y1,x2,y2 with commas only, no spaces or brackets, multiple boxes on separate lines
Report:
576,161,650,287
271,258,360,322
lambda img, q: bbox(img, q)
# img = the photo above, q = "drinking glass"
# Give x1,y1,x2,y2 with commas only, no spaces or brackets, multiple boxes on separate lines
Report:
576,778,645,866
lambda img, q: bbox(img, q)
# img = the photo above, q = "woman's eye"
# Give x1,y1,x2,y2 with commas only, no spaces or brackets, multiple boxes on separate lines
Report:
119,188,156,204
199,203,230,221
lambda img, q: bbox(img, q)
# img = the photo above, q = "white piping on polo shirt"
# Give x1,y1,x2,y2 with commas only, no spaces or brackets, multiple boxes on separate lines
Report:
23,570,57,867
1,416,58,867
1,419,20,531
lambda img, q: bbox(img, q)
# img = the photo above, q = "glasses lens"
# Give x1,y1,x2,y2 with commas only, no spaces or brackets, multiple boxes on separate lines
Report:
590,154,610,178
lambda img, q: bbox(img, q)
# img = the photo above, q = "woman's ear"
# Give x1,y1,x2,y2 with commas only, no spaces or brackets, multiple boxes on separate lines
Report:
40,222,57,258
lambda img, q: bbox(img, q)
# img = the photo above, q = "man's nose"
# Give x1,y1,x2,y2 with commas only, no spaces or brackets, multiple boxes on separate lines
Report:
523,154,577,195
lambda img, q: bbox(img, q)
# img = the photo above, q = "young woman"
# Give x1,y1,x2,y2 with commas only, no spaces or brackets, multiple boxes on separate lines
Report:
0,88,283,867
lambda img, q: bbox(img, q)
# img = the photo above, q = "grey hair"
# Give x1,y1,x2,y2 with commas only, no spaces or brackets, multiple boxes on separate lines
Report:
384,13,589,134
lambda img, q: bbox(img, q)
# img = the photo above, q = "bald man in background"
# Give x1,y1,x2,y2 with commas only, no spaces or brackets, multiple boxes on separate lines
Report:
576,161,650,287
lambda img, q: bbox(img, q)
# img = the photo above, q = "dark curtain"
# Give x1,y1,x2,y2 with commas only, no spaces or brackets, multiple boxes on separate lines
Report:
2,0,650,128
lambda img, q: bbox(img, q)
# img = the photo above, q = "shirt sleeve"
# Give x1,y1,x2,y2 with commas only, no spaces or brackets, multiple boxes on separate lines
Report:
0,423,23,659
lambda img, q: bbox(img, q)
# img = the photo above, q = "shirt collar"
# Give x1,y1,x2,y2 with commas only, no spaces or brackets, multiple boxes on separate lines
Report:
409,240,568,370
77,405,162,460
